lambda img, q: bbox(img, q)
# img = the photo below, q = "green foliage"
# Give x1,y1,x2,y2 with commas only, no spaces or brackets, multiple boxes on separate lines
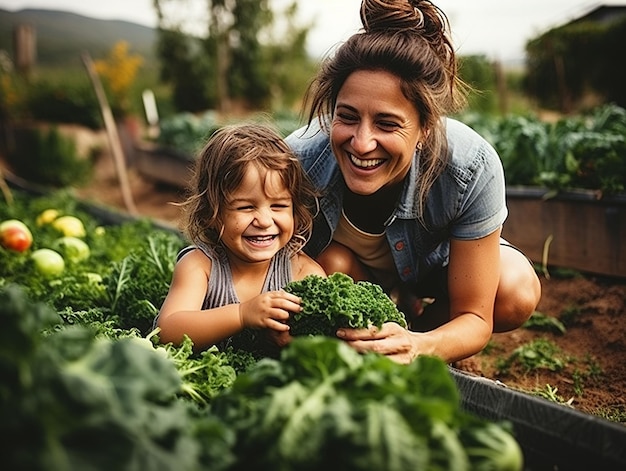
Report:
154,110,303,155
7,125,93,187
459,54,498,114
104,231,185,333
284,272,407,337
0,284,203,471
460,103,626,195
497,338,568,373
209,336,523,471
25,77,102,129
153,0,314,113
525,16,626,110
523,311,567,335
154,28,215,112
156,110,221,155
0,190,186,334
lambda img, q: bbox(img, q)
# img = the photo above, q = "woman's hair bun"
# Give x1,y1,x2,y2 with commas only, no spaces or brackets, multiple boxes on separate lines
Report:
360,0,425,33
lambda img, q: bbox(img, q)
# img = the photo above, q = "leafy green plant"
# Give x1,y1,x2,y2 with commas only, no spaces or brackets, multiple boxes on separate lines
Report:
155,110,303,156
523,311,567,334
532,384,574,406
559,305,584,326
284,272,407,337
209,336,523,471
460,103,626,195
26,77,102,129
0,284,204,471
497,338,568,373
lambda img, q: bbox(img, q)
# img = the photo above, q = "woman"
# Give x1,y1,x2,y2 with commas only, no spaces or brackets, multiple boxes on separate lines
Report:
285,0,541,363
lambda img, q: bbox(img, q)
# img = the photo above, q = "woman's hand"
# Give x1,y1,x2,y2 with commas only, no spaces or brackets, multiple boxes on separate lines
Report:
239,290,300,332
336,322,423,365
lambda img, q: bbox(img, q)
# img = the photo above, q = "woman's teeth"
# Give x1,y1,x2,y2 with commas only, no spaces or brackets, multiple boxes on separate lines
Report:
350,154,384,168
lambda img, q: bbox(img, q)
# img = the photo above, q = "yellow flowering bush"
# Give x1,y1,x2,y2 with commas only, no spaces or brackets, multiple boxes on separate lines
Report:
94,41,143,116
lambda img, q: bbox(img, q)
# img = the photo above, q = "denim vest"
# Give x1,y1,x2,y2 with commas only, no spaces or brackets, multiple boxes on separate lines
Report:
285,117,507,285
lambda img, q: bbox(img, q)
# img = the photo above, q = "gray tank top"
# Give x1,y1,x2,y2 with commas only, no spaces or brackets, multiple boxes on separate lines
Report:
174,243,293,358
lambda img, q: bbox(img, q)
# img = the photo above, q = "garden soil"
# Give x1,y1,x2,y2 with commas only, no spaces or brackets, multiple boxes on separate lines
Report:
6,128,625,424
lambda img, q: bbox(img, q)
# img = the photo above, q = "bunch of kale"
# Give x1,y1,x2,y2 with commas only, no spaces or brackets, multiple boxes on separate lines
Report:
284,272,407,337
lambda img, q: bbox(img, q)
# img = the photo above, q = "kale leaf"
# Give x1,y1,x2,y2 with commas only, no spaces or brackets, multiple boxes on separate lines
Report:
284,272,407,337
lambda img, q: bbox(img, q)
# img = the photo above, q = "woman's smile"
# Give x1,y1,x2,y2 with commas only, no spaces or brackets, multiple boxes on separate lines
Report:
331,69,423,195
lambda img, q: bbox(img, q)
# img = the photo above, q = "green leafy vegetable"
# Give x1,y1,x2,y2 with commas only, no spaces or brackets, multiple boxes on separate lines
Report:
0,284,203,471
209,336,523,471
284,272,407,337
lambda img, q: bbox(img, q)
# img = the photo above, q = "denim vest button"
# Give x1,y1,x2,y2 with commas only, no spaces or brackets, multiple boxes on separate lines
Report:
395,241,405,251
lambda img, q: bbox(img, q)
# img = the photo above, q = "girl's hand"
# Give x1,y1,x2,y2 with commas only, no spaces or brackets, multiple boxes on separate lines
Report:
239,290,301,332
336,322,422,365
267,329,294,347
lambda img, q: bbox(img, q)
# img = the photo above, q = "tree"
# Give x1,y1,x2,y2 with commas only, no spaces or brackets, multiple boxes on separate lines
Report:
153,0,313,114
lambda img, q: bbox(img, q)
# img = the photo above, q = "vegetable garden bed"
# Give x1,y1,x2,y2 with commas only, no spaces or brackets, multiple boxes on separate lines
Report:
2,179,626,470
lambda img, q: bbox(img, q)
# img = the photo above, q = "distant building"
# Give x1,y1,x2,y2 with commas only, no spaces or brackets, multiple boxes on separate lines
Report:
567,4,626,26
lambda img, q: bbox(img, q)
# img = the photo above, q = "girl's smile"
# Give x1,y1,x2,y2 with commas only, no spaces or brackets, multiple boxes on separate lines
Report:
221,164,294,264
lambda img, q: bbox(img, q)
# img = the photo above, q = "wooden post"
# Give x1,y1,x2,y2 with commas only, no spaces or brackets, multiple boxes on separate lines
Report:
82,52,138,215
14,24,36,78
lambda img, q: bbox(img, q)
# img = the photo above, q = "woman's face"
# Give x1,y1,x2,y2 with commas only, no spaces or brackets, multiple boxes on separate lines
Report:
220,164,294,265
330,69,423,195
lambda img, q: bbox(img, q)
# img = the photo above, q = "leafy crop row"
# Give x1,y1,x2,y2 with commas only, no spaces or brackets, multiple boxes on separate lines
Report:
460,103,626,195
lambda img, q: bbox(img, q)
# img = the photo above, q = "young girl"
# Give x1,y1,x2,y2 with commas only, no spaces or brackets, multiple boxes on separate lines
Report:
156,123,325,357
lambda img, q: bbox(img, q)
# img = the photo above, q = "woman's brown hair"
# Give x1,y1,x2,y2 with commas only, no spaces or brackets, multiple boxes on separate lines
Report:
304,0,469,219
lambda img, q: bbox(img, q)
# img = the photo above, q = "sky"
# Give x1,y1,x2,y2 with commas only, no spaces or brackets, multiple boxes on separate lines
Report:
0,0,621,62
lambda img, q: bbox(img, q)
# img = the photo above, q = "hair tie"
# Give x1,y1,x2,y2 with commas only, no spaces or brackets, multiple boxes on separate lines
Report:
414,6,424,28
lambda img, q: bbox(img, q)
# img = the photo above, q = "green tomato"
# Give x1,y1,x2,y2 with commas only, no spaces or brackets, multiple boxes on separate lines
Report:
53,236,90,263
52,215,86,238
31,248,65,277
36,208,61,226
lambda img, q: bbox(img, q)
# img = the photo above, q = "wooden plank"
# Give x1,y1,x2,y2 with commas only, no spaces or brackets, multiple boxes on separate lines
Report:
503,189,626,278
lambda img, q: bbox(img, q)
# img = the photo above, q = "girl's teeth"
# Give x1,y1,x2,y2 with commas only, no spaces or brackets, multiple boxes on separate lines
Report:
248,235,274,241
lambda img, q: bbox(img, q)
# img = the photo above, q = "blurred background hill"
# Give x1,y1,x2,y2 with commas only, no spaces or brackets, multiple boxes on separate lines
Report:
0,8,156,66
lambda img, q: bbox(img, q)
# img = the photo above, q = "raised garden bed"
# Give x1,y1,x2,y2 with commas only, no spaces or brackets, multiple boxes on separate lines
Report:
503,187,626,278
133,141,195,188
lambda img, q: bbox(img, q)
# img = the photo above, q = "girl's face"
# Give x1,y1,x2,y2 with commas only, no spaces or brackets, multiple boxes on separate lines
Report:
330,69,424,195
220,164,294,265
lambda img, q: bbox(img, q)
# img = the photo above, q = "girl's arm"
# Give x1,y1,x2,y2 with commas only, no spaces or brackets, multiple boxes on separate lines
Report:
158,249,310,351
157,249,243,350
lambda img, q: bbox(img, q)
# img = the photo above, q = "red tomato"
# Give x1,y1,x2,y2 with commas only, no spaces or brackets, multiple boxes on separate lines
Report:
0,219,33,252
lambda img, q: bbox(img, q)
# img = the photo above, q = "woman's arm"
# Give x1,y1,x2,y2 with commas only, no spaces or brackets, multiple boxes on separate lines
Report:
337,228,501,363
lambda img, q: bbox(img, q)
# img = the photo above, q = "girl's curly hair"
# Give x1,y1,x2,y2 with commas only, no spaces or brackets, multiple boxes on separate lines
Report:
178,122,319,255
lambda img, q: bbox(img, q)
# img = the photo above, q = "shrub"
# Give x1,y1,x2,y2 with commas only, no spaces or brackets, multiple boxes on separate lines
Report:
7,126,93,187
